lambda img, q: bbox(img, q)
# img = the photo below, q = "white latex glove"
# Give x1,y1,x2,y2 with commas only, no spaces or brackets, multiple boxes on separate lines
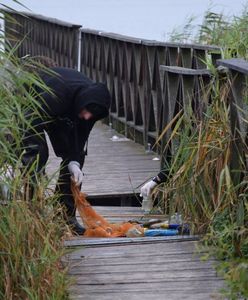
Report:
0,183,10,201
68,161,83,186
140,180,158,198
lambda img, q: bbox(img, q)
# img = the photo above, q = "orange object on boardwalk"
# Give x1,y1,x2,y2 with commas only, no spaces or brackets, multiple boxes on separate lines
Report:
71,183,144,238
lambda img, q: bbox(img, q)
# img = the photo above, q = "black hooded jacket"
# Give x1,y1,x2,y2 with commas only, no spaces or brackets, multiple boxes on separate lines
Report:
38,67,110,118
28,67,111,164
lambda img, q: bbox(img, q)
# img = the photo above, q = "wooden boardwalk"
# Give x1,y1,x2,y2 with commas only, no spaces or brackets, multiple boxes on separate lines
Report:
46,121,160,201
46,122,225,299
64,207,225,300
82,122,160,198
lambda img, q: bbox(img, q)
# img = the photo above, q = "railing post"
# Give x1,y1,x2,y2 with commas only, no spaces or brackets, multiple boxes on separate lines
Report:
217,58,248,184
159,66,211,165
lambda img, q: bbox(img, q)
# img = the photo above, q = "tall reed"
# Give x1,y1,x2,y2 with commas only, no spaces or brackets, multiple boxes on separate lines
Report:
165,8,248,296
0,7,70,299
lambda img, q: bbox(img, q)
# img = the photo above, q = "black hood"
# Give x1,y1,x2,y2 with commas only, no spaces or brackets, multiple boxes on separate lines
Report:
75,82,111,120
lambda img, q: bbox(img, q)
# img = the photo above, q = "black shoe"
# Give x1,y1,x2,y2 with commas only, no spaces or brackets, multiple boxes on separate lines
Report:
67,217,85,235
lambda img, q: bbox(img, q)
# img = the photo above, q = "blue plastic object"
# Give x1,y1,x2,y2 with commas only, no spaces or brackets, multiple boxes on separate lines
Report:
168,224,190,234
144,229,179,237
168,224,180,229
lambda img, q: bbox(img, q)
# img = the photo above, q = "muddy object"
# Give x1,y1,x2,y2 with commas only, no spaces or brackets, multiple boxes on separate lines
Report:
150,221,169,229
142,219,165,228
128,219,143,224
126,227,144,237
178,224,190,235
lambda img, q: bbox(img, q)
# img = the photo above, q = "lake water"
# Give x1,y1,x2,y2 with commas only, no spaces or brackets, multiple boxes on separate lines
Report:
2,0,247,41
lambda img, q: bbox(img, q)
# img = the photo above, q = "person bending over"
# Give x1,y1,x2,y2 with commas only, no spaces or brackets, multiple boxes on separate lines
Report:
22,66,111,235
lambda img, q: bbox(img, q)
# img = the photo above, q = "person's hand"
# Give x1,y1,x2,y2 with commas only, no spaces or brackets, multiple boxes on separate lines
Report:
140,180,158,198
68,161,83,186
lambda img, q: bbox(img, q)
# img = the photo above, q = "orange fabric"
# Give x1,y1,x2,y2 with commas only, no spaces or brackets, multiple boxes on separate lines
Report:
71,183,144,238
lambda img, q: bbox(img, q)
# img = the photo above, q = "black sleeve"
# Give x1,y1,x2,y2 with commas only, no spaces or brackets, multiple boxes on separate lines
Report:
154,149,172,183
156,170,168,183
67,119,96,163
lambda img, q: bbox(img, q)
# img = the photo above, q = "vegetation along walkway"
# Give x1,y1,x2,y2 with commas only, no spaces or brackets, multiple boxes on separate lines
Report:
54,122,226,300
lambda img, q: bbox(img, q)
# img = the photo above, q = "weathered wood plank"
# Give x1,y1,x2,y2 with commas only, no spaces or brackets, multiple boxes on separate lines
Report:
71,271,219,285
64,235,198,247
71,292,224,300
69,280,224,292
65,238,201,259
76,206,165,224
66,254,213,265
68,261,216,274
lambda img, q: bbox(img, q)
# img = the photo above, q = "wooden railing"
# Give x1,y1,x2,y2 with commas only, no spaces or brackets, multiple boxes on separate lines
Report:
216,58,248,140
5,11,248,176
80,29,221,147
158,66,211,156
4,11,222,148
216,58,248,182
4,11,81,68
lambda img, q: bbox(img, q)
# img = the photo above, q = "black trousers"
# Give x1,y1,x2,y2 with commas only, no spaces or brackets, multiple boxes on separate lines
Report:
22,123,85,218
54,158,84,217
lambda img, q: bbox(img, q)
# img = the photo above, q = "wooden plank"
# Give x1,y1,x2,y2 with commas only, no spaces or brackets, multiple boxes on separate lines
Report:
76,209,165,223
92,206,144,214
71,270,219,284
65,240,201,256
75,205,168,228
70,292,224,300
68,261,216,274
70,282,224,294
67,255,210,266
64,235,198,247
70,280,223,292
65,252,206,268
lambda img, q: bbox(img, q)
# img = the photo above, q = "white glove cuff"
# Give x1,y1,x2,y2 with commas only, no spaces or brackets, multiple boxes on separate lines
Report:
150,181,158,189
68,161,80,168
